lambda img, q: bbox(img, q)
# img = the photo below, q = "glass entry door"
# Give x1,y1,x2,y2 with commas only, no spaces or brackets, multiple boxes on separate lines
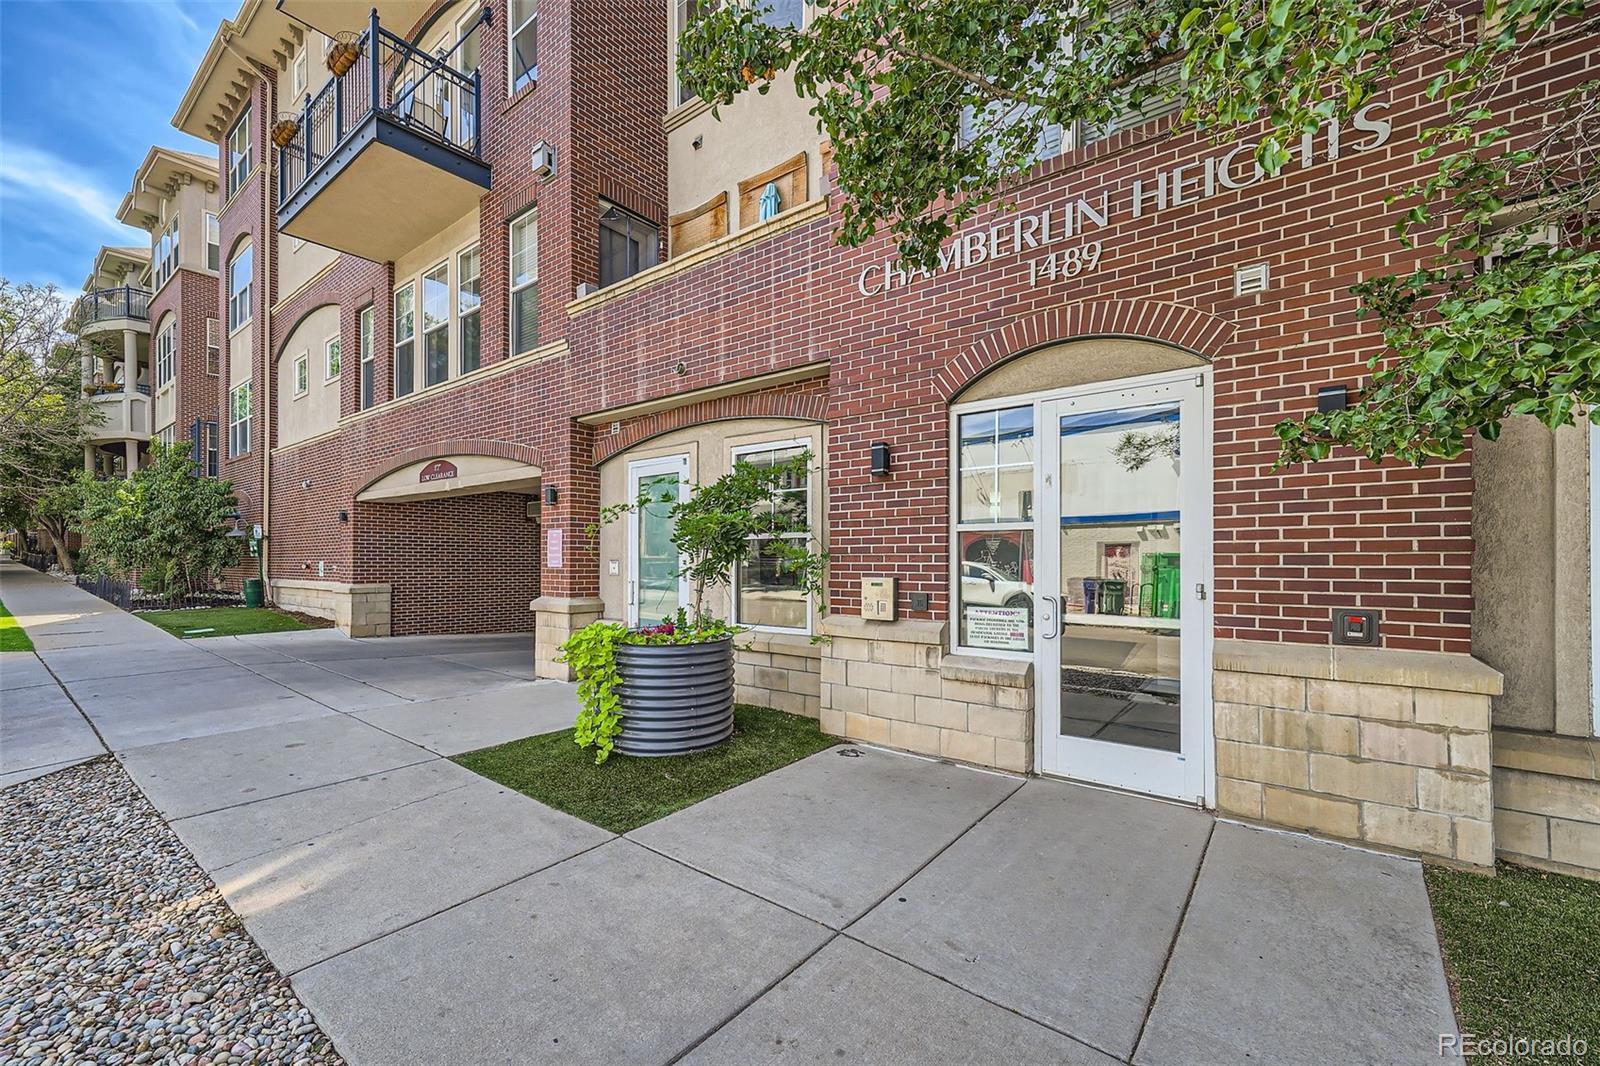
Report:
627,455,689,626
1036,373,1208,801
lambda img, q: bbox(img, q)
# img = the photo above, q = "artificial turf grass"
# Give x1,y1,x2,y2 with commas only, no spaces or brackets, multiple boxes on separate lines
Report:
0,599,34,652
1426,862,1600,1064
454,703,840,834
136,605,329,639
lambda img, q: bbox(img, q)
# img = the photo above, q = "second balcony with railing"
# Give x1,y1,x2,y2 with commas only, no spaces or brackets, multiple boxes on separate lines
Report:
70,287,151,335
276,8,492,263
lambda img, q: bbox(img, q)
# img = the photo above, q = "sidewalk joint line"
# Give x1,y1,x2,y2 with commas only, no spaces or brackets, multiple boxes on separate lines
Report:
1129,815,1216,1061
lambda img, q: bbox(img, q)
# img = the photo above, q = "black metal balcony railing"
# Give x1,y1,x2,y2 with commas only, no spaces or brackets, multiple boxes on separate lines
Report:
70,287,151,329
278,10,484,205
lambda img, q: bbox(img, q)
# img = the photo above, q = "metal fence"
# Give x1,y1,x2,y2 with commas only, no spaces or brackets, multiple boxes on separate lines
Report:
19,551,56,572
74,573,244,613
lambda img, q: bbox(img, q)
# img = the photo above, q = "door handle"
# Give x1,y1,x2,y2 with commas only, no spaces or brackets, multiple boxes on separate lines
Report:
1039,595,1060,640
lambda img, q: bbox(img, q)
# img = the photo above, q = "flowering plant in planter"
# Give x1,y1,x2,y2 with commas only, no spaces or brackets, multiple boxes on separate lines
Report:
560,450,826,763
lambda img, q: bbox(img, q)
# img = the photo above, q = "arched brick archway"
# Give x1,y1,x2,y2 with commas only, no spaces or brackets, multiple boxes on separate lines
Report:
351,439,544,495
592,386,828,465
935,299,1235,401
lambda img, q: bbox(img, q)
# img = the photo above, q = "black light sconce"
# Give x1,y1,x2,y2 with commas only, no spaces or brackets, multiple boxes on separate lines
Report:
1317,385,1349,413
544,485,559,506
338,509,349,523
870,442,891,476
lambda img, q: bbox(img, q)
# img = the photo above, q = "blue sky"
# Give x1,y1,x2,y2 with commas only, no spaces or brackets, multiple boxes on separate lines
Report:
1,0,235,292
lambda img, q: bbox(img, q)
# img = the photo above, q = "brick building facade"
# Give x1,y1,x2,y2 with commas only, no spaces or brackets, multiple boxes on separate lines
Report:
149,0,1600,875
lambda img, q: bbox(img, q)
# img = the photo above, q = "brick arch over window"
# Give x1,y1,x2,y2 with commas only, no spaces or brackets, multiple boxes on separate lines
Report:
593,387,829,465
272,302,340,365
351,439,544,495
935,300,1235,401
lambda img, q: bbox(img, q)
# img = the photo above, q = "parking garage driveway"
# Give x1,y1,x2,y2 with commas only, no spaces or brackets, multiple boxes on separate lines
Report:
1,565,1461,1065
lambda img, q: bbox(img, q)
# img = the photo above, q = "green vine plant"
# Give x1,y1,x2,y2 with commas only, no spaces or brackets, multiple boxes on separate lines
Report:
559,450,829,763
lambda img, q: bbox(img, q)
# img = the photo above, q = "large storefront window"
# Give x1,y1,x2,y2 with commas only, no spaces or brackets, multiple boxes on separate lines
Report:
955,405,1036,652
731,440,811,631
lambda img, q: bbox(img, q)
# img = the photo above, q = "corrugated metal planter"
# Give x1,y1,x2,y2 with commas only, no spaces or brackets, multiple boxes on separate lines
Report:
613,636,735,756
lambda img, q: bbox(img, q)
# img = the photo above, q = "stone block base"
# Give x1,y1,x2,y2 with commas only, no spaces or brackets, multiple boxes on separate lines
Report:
1213,639,1501,868
530,596,605,681
271,579,392,637
819,616,1031,773
735,631,821,717
1492,730,1600,881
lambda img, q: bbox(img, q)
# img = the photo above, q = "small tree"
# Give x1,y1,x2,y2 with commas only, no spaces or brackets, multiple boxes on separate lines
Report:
562,451,828,761
77,444,243,595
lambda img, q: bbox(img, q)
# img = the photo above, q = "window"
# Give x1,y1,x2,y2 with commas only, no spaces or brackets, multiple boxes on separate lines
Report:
154,318,176,391
509,0,537,94
731,440,814,631
599,203,659,287
228,244,253,332
325,335,341,381
191,419,219,477
509,211,539,355
205,212,219,272
227,107,252,198
229,380,252,456
422,261,449,387
456,11,483,146
359,305,375,409
293,353,309,396
157,424,177,448
292,47,308,102
205,318,220,375
677,0,798,103
152,214,180,290
394,284,415,397
954,405,1036,652
458,244,481,373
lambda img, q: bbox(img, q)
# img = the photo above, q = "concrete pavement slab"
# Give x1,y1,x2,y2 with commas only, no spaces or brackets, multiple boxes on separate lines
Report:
631,748,1022,928
0,680,104,774
851,779,1212,1059
292,839,830,1064
171,760,483,871
1,652,55,691
683,937,1119,1066
211,774,612,974
433,647,539,679
37,641,229,683
1134,822,1460,1065
351,682,578,755
244,660,414,712
116,713,435,819
315,653,525,700
190,637,300,665
0,757,98,790
68,664,336,749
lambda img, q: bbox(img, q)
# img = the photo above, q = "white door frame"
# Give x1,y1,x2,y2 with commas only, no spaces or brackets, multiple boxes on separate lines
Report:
1030,368,1213,804
626,453,690,627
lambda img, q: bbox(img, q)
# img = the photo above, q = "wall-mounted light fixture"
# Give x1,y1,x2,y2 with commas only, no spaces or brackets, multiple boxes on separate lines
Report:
870,442,891,476
338,509,349,523
1316,385,1349,413
544,485,559,506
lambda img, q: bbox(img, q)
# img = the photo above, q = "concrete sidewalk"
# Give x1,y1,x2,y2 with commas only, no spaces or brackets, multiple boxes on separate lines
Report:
0,562,1462,1064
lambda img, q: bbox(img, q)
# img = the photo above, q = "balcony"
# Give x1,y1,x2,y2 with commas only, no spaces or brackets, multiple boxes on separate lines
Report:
70,287,151,337
277,10,490,263
85,386,151,444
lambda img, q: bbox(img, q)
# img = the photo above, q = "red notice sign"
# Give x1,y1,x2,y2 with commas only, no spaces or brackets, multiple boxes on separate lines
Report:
418,459,459,483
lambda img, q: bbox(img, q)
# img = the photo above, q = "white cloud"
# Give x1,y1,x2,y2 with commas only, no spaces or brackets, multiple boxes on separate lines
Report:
0,140,134,239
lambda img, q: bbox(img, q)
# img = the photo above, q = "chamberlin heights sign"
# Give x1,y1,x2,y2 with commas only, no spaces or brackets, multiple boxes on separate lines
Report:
856,102,1393,297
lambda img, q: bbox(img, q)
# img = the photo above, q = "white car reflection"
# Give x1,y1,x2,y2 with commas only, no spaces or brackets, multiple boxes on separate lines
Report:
960,561,1033,613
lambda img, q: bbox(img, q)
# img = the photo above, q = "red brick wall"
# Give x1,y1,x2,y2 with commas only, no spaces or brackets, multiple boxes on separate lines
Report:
352,491,540,634
147,266,220,448
209,5,1597,656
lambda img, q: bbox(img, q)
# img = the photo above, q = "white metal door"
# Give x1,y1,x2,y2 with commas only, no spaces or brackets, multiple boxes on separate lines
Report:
1035,371,1211,802
626,454,689,627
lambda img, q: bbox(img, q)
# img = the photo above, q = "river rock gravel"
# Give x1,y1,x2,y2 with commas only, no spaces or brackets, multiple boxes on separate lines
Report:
0,758,343,1065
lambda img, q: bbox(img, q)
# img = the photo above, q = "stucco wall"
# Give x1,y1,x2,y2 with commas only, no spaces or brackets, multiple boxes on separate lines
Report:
276,303,341,448
1473,419,1592,735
